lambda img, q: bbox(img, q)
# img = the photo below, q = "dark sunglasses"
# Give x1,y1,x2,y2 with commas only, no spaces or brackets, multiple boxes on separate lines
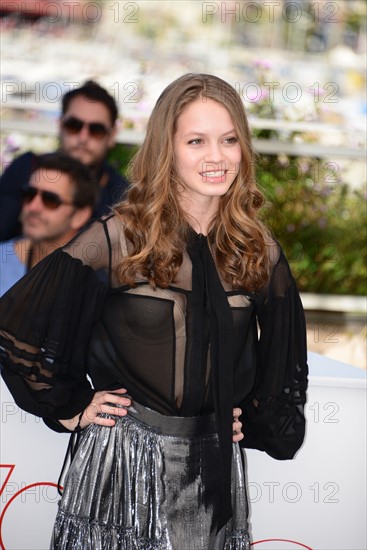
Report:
61,116,111,139
21,186,76,210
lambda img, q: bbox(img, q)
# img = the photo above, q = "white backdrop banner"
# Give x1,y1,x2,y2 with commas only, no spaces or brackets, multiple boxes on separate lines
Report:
1,352,366,550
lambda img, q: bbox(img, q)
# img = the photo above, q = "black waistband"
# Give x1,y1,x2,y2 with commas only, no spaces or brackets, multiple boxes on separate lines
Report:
127,400,217,437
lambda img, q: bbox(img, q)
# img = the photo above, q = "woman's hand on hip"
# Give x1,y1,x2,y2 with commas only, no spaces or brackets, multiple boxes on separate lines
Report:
57,388,131,431
78,388,131,429
232,407,244,443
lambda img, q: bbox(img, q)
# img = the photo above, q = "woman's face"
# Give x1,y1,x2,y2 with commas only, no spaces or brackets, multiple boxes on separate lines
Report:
173,98,242,209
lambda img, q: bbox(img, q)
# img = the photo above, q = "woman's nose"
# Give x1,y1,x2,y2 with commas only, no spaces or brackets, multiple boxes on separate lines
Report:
204,142,224,164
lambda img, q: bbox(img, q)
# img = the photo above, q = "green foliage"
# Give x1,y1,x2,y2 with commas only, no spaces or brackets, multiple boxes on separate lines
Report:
258,155,367,295
107,142,139,177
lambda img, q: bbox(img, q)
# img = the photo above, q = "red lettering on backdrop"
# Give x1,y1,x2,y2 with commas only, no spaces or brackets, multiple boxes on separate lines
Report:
0,464,62,550
251,539,313,549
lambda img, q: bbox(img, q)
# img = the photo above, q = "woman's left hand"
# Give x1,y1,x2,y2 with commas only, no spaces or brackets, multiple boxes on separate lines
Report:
232,408,244,443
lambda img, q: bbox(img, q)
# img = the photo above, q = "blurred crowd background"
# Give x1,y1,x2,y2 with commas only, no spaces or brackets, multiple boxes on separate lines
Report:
0,0,366,367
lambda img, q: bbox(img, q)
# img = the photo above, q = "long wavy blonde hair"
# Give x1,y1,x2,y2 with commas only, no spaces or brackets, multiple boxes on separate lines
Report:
114,73,271,290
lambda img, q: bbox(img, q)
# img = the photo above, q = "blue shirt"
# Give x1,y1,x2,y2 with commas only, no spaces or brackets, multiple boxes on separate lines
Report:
0,240,27,296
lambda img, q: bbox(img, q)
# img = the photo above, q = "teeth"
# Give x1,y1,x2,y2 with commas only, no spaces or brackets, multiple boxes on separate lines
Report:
202,171,225,177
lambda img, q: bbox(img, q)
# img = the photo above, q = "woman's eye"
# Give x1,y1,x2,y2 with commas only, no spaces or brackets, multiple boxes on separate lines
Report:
224,137,238,144
188,138,203,145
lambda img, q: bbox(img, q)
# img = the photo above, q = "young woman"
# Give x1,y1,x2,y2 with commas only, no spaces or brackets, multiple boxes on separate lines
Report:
0,74,308,549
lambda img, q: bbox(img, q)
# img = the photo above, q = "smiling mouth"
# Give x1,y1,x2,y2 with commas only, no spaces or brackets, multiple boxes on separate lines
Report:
201,170,226,178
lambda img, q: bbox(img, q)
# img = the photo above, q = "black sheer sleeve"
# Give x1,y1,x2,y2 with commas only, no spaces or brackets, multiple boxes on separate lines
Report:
240,245,308,459
0,216,121,420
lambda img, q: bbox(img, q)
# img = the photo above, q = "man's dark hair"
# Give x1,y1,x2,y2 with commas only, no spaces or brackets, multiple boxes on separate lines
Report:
32,152,99,209
62,80,118,125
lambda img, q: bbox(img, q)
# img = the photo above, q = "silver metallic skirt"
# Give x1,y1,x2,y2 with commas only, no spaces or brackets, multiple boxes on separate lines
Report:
51,402,250,549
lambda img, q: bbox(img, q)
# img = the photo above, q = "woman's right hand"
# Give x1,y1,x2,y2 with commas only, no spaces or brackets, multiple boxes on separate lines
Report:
58,388,131,431
79,388,131,428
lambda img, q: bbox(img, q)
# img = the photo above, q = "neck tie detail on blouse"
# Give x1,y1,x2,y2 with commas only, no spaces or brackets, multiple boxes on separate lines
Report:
186,232,235,531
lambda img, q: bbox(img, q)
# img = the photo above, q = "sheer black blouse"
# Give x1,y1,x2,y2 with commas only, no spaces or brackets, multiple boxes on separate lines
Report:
0,215,308,525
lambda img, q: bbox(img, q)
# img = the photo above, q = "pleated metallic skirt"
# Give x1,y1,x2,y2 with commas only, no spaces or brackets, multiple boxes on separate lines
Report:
51,402,250,550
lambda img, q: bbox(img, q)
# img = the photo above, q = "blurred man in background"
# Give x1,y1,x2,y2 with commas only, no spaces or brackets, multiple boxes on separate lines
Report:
0,80,129,242
0,152,98,295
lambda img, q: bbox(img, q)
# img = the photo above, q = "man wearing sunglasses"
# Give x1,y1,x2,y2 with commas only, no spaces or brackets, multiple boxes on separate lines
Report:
0,152,98,296
0,80,129,242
